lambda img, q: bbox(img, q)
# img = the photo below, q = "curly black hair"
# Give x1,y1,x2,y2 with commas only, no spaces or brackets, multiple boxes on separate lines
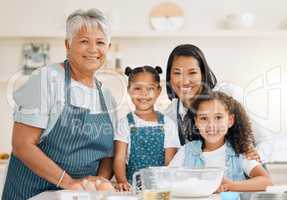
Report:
191,91,255,155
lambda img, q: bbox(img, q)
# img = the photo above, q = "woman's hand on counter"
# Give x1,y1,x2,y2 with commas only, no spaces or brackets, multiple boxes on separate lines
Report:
61,175,114,191
61,177,85,190
84,176,114,191
62,176,114,191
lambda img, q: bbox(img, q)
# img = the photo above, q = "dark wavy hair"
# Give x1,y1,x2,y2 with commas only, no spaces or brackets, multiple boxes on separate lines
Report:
166,44,217,100
192,91,255,154
125,65,162,88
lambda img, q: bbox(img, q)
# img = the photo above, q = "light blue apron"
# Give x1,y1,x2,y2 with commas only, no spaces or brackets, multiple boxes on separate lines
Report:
2,60,114,200
126,112,165,182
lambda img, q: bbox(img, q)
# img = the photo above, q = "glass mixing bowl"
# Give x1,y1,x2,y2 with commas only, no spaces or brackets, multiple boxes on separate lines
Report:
170,167,225,198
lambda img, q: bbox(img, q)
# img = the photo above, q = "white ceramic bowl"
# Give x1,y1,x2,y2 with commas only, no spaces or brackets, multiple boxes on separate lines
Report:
225,13,255,29
170,167,224,197
150,16,184,31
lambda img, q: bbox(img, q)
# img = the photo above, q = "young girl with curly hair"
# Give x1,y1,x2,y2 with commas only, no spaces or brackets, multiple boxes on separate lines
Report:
169,91,272,192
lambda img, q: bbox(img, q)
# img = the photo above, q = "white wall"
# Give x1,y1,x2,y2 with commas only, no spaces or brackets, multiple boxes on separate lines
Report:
1,0,287,153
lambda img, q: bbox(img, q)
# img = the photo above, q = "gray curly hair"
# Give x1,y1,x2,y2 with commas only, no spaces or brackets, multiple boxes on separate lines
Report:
66,8,111,44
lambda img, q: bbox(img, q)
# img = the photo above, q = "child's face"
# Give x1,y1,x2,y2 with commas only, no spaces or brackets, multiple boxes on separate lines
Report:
128,73,161,112
170,56,202,102
195,100,234,146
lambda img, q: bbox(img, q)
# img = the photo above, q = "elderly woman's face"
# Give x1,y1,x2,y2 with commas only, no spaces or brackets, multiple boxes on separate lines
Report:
66,26,109,73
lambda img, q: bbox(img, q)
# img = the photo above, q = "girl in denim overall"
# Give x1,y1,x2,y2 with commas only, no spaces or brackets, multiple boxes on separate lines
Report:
169,91,272,192
114,66,180,191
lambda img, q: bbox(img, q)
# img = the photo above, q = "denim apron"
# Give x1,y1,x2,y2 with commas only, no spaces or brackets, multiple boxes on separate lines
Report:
2,60,114,200
126,112,165,182
183,140,247,181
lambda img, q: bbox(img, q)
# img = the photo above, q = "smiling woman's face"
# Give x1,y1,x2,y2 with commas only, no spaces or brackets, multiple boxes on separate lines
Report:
170,56,203,106
65,26,109,74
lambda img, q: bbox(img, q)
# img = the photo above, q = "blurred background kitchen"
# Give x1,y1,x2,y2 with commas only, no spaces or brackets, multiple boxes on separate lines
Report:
1,0,287,192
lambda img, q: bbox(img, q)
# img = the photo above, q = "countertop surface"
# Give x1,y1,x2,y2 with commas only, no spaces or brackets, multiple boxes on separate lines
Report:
30,190,287,200
29,190,221,200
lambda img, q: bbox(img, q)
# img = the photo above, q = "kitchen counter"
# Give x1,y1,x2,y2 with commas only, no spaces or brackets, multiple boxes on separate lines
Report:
29,190,221,200
5,161,287,199
28,190,287,200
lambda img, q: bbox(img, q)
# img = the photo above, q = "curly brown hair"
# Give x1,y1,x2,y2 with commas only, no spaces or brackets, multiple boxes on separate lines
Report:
191,91,255,154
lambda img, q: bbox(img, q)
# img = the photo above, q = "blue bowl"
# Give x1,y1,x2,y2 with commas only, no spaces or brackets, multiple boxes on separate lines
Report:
220,192,239,200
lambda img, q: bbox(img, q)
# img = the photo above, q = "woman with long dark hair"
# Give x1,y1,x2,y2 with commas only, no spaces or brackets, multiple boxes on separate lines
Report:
165,44,273,163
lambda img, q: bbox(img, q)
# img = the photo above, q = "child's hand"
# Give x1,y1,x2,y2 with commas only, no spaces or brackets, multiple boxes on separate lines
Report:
216,177,232,193
115,181,131,192
216,184,228,193
245,147,261,162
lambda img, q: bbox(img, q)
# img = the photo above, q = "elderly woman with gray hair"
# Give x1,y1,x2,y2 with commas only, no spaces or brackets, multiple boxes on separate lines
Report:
2,8,116,199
